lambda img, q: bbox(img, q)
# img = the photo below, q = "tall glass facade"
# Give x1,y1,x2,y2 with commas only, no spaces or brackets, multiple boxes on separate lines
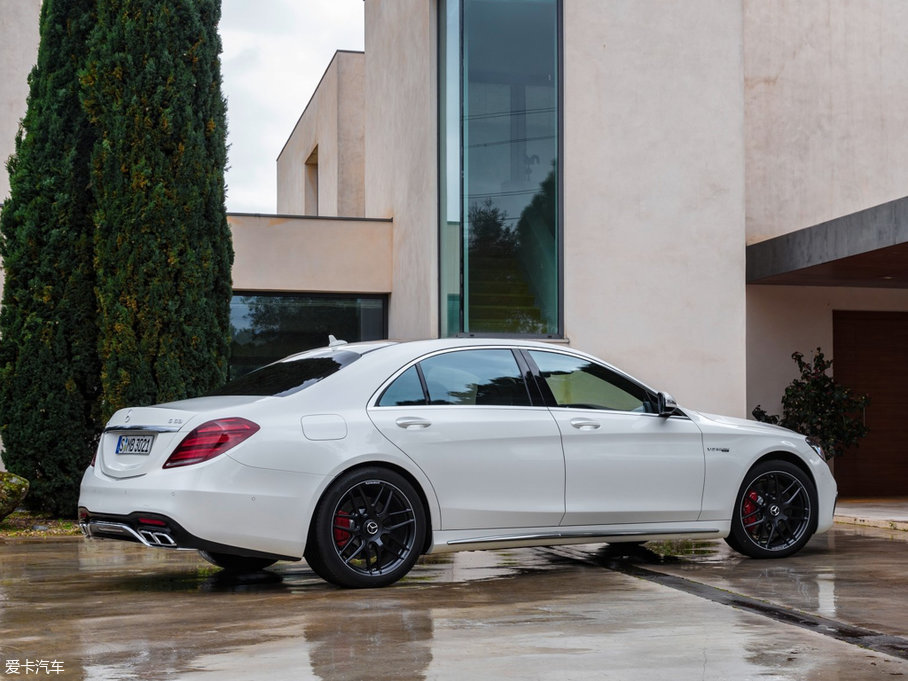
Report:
440,0,561,337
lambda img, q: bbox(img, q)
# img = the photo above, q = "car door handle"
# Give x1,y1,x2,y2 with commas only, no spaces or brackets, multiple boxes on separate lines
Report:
570,418,600,431
395,416,432,430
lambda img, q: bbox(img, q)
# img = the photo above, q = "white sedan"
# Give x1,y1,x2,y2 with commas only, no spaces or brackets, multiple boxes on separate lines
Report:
79,338,837,588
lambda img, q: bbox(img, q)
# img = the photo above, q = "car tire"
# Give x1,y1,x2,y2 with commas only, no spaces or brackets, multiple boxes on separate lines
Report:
725,460,818,559
199,551,277,573
305,467,426,588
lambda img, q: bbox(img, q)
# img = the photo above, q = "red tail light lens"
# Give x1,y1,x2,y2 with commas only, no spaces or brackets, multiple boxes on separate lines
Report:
163,418,260,469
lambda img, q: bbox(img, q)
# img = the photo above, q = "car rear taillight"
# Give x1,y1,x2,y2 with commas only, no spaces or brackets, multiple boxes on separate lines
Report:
163,418,260,469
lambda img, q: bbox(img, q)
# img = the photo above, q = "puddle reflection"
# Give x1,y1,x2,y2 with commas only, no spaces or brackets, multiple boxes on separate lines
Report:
305,607,434,681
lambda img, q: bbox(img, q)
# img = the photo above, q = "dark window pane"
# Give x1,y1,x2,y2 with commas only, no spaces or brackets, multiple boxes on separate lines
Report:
420,349,530,406
529,351,653,412
378,366,427,407
229,293,386,378
213,350,361,398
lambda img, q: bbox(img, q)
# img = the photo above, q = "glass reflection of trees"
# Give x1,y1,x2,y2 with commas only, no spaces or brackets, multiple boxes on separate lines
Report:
229,294,385,378
467,166,557,335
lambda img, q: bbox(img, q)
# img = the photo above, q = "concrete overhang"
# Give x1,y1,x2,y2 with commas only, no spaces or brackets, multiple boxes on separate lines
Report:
228,213,392,293
746,196,908,288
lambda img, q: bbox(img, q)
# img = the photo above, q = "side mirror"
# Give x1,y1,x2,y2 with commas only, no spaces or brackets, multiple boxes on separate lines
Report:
657,392,678,417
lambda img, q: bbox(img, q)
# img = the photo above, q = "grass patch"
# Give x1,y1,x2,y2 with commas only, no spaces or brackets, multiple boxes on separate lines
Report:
0,510,81,538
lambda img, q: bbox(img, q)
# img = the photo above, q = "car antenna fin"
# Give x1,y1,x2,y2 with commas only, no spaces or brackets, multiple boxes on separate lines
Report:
328,334,348,348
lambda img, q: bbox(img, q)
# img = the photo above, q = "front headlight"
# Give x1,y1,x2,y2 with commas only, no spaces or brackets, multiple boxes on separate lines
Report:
806,436,826,461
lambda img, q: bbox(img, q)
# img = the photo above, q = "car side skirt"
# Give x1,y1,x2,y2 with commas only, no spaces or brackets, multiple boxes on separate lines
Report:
430,522,728,554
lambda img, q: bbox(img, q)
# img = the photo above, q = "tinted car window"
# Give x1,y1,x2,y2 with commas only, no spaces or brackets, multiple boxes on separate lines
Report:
420,349,530,406
529,351,653,412
377,366,427,406
212,350,360,397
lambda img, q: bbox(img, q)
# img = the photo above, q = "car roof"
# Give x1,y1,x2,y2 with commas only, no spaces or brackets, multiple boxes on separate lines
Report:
267,337,665,407
305,337,577,357
301,337,613,377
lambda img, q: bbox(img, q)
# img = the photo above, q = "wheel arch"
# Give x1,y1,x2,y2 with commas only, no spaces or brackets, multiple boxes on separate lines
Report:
727,452,820,558
752,450,815,487
308,460,435,555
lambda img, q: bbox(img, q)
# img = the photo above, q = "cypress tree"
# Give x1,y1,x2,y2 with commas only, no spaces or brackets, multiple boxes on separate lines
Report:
0,0,100,516
82,0,233,419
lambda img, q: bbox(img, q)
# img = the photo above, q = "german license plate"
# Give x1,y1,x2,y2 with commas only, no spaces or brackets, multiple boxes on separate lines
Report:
115,434,154,455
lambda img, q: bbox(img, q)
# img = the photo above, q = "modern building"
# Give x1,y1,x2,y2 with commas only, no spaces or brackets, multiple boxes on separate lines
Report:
0,0,41,309
0,0,41,473
264,0,908,497
3,1,908,496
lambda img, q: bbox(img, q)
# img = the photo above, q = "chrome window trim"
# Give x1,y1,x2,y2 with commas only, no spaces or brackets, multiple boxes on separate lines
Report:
369,345,538,408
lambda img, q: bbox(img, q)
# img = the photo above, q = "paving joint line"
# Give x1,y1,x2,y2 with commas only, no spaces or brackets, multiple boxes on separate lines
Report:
538,545,908,661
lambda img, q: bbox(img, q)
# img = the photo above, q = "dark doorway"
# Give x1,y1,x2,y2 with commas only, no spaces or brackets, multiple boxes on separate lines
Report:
833,310,908,497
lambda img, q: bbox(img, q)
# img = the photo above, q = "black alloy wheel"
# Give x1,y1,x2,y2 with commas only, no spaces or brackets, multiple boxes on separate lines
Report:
726,460,818,559
306,467,426,588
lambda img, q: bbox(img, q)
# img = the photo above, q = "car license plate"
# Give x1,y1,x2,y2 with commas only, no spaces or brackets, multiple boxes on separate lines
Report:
115,434,154,455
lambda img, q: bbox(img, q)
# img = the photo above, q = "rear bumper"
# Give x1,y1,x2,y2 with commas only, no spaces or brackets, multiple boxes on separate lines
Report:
78,509,296,561
78,457,326,560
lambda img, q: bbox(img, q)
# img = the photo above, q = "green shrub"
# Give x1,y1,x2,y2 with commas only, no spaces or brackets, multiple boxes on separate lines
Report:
753,348,869,460
0,0,232,515
83,0,233,420
0,0,100,517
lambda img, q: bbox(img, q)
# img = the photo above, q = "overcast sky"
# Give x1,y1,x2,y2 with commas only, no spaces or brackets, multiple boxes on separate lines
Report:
219,0,365,214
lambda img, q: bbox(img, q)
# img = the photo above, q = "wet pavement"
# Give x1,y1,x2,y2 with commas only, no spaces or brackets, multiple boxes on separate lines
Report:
1,525,907,680
835,498,908,532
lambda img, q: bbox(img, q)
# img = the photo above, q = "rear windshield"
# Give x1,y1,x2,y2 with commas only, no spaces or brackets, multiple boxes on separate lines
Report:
212,350,361,397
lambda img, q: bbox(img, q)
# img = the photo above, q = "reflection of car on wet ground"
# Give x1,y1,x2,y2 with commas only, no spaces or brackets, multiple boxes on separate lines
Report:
79,338,837,588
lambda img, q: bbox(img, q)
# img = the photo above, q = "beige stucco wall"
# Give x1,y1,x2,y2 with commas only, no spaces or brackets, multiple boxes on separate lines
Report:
562,0,748,416
0,0,42,307
276,51,365,218
744,0,908,243
363,0,438,340
229,214,392,293
747,286,908,415
0,0,40,202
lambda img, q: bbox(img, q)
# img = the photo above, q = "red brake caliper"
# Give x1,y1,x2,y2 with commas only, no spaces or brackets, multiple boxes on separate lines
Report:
742,491,760,528
334,510,352,547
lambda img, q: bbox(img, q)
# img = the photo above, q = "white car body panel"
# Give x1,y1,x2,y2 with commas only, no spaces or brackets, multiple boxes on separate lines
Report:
690,410,837,533
370,404,564,530
551,410,705,525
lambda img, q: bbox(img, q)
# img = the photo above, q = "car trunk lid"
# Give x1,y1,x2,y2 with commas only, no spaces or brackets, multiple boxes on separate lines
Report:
97,397,263,479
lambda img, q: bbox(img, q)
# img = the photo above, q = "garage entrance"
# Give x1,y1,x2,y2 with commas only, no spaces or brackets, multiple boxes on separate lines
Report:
833,311,908,497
